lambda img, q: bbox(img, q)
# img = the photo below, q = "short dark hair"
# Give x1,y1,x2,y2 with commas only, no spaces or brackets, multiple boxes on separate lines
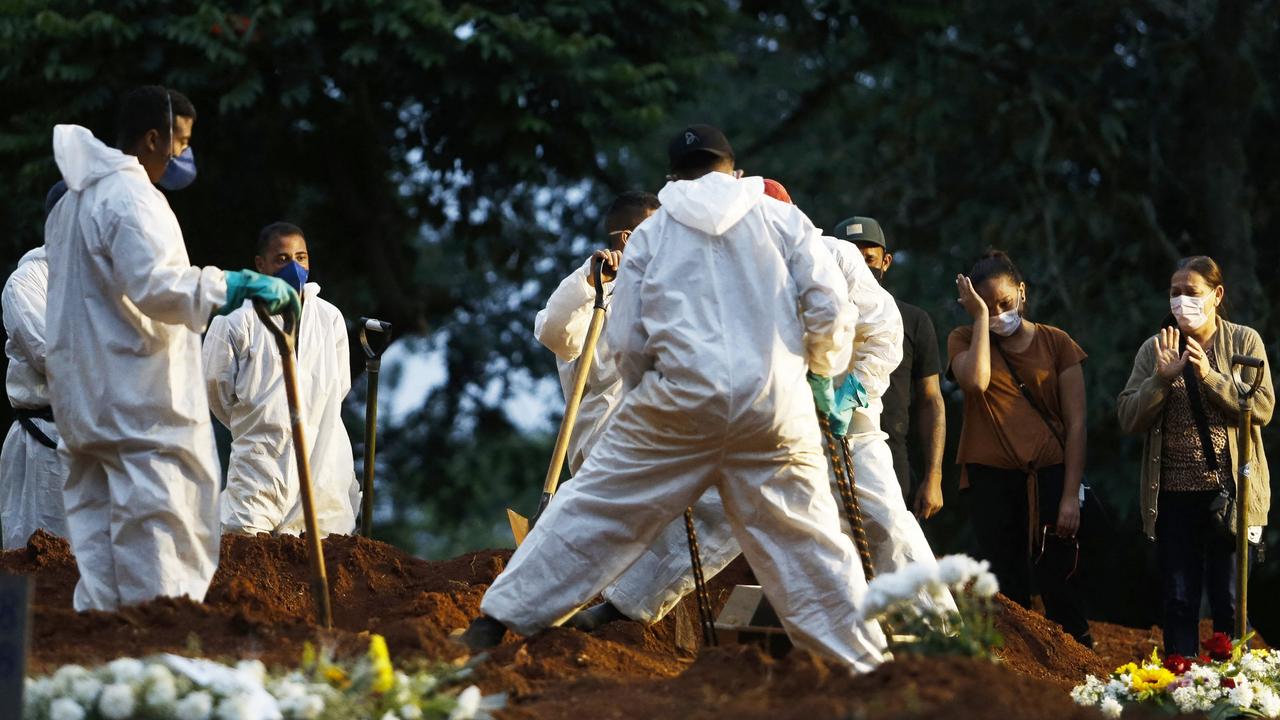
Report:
671,150,733,180
257,221,305,256
605,191,660,234
44,181,68,219
116,86,197,150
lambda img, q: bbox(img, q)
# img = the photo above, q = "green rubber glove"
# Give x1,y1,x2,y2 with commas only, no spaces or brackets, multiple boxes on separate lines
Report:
806,371,835,416
219,270,301,318
829,374,869,436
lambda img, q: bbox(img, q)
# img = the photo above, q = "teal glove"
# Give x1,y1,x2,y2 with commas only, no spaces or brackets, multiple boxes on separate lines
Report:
828,374,869,437
806,371,835,415
219,270,301,318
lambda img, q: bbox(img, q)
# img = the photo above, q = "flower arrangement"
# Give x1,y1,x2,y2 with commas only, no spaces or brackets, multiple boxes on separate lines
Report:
1071,632,1280,718
23,635,502,720
861,554,1003,659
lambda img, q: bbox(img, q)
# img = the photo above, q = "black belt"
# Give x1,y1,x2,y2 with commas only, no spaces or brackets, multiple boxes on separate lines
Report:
13,407,57,450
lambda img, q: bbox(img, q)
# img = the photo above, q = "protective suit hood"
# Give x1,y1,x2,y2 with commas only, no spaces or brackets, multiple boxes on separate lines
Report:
52,124,144,192
658,172,765,236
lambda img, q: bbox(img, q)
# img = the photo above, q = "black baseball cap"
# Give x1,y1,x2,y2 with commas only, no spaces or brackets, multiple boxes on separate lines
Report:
667,124,734,170
833,216,886,250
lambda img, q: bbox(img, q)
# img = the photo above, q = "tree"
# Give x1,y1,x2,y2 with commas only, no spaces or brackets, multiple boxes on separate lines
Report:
0,0,733,550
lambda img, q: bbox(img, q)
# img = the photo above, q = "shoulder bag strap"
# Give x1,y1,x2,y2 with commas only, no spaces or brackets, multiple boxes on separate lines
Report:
992,338,1066,450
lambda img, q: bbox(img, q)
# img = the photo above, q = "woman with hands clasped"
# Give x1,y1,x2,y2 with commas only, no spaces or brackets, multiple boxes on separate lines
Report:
1117,256,1273,657
948,250,1091,647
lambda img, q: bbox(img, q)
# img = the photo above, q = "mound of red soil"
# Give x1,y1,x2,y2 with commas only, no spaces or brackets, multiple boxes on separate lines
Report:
492,645,1107,720
993,594,1111,688
0,529,1194,718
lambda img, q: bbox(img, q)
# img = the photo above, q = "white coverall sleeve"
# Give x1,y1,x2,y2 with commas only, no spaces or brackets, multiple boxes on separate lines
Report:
335,312,352,398
533,258,599,363
844,257,904,400
784,220,854,377
106,199,227,332
202,314,240,428
2,274,48,378
606,225,654,391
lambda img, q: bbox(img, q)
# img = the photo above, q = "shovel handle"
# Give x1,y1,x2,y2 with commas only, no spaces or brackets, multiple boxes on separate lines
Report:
1232,355,1266,401
253,301,298,348
526,263,608,535
359,317,392,362
592,259,606,310
1233,354,1264,369
253,300,333,629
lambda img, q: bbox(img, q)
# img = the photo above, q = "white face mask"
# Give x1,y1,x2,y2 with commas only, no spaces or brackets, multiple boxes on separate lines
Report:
1170,293,1213,331
990,308,1022,337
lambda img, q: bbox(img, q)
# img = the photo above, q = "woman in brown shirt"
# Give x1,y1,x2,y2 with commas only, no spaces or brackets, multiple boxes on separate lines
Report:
1116,256,1273,658
948,250,1090,646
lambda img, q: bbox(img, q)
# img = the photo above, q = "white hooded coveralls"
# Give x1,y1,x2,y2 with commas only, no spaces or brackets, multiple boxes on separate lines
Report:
0,247,70,549
481,173,886,671
602,236,953,623
45,125,228,611
203,286,360,536
533,258,621,474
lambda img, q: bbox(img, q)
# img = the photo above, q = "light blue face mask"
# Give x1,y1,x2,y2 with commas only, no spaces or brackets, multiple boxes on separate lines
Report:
156,89,197,191
274,260,309,293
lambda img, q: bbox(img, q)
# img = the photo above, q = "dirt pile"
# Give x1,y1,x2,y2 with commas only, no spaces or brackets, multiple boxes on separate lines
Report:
0,530,1183,718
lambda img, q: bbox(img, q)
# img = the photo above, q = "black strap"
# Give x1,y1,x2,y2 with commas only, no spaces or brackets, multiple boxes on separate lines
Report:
1178,336,1221,473
992,339,1066,450
13,408,57,450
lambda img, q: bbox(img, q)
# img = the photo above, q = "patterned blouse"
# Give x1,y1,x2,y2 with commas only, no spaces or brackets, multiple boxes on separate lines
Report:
1161,345,1232,492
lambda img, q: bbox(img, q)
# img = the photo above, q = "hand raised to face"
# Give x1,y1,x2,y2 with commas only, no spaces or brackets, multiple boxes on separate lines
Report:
955,274,988,321
1155,326,1189,382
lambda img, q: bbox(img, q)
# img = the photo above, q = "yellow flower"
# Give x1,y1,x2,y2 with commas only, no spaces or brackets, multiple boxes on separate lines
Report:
368,634,395,694
301,642,317,669
324,665,351,689
1130,666,1176,694
1114,662,1139,677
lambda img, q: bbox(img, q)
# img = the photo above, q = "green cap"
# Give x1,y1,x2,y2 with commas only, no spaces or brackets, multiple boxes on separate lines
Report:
833,216,886,250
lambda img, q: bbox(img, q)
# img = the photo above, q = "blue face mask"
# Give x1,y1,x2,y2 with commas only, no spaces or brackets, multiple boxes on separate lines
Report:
274,260,309,293
158,147,197,191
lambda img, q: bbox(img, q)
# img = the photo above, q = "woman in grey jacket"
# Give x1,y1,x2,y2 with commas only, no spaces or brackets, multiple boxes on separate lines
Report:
1117,255,1273,657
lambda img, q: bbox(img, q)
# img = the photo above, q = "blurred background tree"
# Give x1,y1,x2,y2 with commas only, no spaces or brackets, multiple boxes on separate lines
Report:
2,0,1277,635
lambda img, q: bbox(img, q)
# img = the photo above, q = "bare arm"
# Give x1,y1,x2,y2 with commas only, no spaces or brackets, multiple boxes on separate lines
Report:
948,274,991,394
1055,363,1086,536
912,374,946,519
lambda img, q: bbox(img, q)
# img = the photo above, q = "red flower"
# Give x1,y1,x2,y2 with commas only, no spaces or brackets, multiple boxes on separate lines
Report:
1164,655,1193,674
1221,677,1237,689
1204,632,1234,661
1198,654,1212,665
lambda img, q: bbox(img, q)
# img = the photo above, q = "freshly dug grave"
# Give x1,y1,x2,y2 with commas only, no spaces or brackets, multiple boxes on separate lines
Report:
0,530,1207,718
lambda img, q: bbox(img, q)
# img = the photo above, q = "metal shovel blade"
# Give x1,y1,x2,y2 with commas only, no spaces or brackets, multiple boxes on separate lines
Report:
508,508,530,546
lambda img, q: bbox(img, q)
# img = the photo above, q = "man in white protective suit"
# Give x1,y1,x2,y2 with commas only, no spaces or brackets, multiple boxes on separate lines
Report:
204,221,360,536
565,178,954,630
533,190,660,476
0,182,72,550
462,125,887,671
44,86,299,611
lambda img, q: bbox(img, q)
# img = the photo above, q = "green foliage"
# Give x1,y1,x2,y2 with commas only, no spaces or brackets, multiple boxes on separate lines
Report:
0,0,730,554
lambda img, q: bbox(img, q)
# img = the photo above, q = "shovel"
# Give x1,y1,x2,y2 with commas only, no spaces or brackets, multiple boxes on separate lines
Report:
509,259,607,545
358,317,392,538
254,301,333,628
1231,353,1265,640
